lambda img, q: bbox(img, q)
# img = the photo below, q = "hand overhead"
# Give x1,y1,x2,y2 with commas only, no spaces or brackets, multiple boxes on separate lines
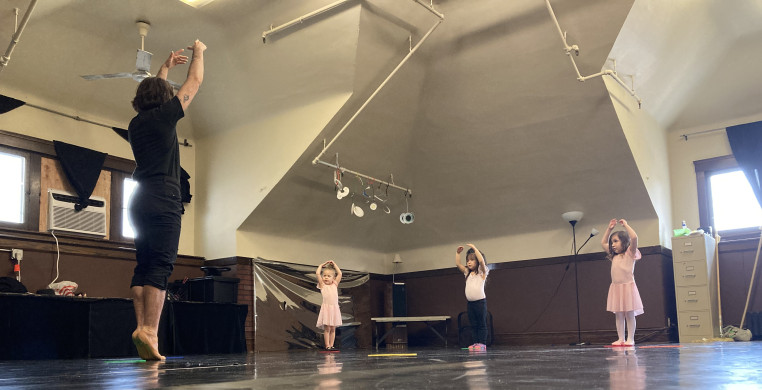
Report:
164,49,188,70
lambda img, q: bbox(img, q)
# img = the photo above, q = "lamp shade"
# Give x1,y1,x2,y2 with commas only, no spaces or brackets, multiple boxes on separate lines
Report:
562,211,584,223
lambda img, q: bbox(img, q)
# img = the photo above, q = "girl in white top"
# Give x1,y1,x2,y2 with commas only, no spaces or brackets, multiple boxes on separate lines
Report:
455,243,489,351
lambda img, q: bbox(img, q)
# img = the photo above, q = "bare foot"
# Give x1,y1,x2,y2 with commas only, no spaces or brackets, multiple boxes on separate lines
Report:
132,328,152,360
136,329,165,361
611,340,625,346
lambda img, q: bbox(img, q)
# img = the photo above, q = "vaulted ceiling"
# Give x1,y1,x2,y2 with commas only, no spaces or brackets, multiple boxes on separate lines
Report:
2,0,760,255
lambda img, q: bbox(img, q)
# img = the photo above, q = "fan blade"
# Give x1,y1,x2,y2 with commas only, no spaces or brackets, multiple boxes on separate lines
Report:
81,73,133,80
136,49,152,72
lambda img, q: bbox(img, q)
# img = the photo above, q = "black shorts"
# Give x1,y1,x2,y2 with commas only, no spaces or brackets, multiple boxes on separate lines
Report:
129,177,183,290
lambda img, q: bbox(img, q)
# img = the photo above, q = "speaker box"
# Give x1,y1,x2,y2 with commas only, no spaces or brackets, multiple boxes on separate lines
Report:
392,282,406,317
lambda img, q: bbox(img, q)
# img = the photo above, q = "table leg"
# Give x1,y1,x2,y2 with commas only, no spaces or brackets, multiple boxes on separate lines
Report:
425,321,448,346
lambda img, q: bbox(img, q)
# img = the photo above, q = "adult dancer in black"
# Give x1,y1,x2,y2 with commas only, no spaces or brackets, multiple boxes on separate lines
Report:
128,40,206,360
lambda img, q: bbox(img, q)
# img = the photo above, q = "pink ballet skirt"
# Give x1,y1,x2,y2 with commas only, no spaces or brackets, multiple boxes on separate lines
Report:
316,283,342,329
607,248,644,315
607,281,644,315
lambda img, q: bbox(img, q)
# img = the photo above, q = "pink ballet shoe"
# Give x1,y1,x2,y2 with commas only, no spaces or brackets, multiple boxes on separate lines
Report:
611,340,625,346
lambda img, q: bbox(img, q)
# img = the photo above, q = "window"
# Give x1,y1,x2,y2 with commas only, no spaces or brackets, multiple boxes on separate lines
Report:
709,170,762,231
122,177,138,238
696,155,762,237
0,150,26,224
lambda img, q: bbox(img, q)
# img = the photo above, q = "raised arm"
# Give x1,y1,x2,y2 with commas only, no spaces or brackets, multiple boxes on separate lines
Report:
601,218,617,253
316,261,326,288
177,40,206,112
455,246,467,274
619,219,638,255
156,49,188,80
467,243,488,278
331,261,342,285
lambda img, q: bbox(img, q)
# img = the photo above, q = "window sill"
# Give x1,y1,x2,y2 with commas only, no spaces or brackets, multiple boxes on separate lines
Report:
0,226,203,265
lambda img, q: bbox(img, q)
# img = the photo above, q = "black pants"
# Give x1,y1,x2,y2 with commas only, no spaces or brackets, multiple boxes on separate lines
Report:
467,298,488,344
129,177,182,290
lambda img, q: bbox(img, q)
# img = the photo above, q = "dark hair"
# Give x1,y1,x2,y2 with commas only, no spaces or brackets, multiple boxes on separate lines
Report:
465,248,487,277
607,230,630,260
131,77,173,112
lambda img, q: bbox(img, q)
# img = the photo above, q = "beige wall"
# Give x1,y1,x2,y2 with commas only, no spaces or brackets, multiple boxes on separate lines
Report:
605,77,673,248
387,218,660,274
237,230,386,274
0,86,198,256
195,93,352,259
667,127,731,232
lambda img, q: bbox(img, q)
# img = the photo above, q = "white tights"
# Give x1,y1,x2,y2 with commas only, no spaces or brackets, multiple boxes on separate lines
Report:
614,311,637,344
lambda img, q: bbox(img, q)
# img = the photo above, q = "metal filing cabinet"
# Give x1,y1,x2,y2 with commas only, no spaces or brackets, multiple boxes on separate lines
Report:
672,234,720,342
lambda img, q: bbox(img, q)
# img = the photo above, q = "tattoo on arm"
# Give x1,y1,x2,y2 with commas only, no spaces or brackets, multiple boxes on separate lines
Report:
183,94,190,102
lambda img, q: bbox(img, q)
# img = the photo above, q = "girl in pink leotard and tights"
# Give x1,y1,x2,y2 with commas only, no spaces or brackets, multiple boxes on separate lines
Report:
601,219,644,347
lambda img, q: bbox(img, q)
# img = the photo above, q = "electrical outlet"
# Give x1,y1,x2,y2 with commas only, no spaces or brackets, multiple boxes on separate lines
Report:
11,249,23,262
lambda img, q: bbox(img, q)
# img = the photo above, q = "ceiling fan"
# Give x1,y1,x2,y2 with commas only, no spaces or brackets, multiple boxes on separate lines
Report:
80,21,181,90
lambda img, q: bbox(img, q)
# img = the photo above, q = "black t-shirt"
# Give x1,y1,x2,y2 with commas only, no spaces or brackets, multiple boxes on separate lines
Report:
128,96,185,183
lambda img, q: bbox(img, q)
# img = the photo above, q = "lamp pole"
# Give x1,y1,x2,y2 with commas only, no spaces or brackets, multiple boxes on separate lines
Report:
570,220,585,346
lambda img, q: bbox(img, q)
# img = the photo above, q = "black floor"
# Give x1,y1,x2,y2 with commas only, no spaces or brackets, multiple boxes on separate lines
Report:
2,342,761,389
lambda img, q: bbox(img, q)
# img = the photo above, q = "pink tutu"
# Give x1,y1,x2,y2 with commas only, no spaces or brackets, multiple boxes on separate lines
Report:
317,303,342,329
607,281,644,315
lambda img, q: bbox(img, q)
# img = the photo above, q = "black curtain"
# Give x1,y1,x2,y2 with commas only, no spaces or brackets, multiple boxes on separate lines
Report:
52,141,107,210
0,94,25,114
727,121,762,208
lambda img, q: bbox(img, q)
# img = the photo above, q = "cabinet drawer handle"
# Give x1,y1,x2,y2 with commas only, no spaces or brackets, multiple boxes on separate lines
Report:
682,274,697,279
681,249,695,254
688,324,701,328
685,299,699,303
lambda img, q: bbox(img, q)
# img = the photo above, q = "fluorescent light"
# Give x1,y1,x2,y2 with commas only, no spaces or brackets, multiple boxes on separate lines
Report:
178,0,217,8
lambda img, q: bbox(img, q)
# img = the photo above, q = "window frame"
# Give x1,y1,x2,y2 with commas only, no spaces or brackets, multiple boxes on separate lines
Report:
695,155,762,240
0,129,136,242
0,145,38,231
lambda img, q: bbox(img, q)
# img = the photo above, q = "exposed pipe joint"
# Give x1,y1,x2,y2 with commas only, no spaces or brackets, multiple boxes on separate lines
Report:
1,0,38,73
545,0,642,109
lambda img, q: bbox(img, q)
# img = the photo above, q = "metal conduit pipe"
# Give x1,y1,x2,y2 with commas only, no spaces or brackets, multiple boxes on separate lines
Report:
0,0,38,74
262,0,354,43
315,158,412,195
545,0,642,108
313,4,443,165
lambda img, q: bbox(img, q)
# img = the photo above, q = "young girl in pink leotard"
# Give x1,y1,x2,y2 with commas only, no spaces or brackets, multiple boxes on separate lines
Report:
601,219,643,346
316,260,343,350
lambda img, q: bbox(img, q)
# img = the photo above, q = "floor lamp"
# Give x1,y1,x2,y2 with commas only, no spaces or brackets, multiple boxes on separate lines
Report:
562,211,598,346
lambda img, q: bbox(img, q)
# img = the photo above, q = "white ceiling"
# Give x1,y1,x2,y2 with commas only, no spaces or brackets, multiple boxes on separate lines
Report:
2,0,760,254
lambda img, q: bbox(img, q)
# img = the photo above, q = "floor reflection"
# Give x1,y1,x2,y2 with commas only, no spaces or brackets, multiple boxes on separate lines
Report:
315,352,343,390
456,359,491,389
607,346,646,390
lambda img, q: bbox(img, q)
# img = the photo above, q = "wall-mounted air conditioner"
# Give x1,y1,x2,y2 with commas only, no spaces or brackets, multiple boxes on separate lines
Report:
48,189,107,237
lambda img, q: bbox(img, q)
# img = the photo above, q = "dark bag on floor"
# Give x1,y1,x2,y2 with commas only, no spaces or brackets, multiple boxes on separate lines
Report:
0,277,27,293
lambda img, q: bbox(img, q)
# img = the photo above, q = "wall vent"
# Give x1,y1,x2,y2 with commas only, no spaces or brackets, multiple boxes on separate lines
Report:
48,189,107,237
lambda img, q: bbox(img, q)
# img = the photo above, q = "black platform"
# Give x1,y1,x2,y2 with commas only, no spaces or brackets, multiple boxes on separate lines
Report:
0,292,247,359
